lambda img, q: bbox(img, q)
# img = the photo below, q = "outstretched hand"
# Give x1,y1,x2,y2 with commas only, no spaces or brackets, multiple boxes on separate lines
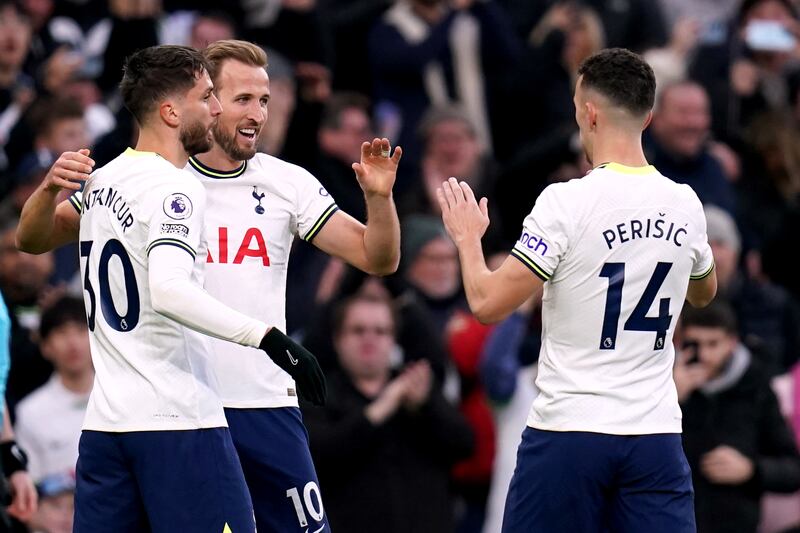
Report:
436,177,489,245
352,138,402,198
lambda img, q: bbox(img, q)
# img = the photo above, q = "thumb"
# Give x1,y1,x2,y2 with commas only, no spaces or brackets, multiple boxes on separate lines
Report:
352,162,365,181
479,197,489,218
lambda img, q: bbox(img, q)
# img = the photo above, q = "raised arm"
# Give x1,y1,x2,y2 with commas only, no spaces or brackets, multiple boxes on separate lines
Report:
16,150,93,253
438,178,543,324
313,138,402,276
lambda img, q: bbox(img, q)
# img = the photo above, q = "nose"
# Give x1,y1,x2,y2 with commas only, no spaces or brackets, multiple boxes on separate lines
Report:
210,93,222,117
248,101,265,125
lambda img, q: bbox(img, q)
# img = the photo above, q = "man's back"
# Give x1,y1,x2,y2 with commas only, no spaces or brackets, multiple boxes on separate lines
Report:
78,148,224,432
512,163,714,434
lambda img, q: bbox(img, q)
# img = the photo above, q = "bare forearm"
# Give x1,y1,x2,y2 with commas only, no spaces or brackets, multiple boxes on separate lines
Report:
363,193,401,275
16,186,61,253
457,237,496,322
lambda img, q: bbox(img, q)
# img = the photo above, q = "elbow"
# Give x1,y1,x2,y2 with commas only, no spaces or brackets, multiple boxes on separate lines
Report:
472,302,507,325
687,293,715,308
15,232,46,255
362,252,401,277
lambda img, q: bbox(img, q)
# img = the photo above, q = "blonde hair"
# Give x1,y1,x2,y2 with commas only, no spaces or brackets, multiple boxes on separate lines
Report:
203,40,268,86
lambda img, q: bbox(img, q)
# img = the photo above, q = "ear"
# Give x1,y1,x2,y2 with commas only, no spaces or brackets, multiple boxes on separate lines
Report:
159,101,180,129
585,101,598,131
642,110,654,130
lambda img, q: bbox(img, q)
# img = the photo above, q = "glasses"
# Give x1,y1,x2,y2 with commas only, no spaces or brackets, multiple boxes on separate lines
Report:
343,324,394,337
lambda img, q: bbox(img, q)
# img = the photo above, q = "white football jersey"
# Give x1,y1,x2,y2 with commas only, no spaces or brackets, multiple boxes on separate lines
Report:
511,162,714,435
77,148,226,431
185,153,338,408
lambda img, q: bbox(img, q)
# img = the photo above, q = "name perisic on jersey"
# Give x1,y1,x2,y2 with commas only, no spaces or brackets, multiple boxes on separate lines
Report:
82,187,134,232
603,214,687,250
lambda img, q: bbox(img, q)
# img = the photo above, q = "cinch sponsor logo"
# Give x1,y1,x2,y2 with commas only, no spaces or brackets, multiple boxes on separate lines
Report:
518,231,548,256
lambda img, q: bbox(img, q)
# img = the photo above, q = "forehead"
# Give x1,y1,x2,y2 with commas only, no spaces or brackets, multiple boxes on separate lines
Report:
345,301,392,323
187,69,213,94
218,59,269,91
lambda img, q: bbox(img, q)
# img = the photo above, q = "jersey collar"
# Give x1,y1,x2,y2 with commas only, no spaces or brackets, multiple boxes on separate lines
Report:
188,156,247,179
595,162,656,175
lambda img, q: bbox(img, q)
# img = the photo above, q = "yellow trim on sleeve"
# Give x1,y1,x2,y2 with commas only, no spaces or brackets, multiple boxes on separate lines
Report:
511,248,551,281
690,262,715,280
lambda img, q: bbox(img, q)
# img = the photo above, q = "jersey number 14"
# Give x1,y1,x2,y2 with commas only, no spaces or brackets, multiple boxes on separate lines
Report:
599,262,673,351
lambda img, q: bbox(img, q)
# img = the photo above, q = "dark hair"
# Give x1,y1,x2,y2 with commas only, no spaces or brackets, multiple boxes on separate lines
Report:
319,92,371,131
680,300,738,335
28,96,84,137
578,48,656,116
39,297,87,340
737,0,797,26
119,45,210,125
0,0,28,21
332,292,398,339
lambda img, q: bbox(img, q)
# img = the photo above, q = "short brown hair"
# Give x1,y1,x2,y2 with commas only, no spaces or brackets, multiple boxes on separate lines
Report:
203,40,268,87
28,96,84,137
332,292,398,339
578,48,656,116
120,45,209,125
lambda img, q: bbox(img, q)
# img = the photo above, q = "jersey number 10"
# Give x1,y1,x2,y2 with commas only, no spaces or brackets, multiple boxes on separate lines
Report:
79,239,140,332
599,262,673,351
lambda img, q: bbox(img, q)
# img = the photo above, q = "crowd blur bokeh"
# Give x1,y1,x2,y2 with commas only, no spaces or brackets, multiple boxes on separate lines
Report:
2,0,800,531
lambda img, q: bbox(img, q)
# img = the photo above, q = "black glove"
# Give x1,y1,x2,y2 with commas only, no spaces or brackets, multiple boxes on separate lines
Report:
259,328,327,406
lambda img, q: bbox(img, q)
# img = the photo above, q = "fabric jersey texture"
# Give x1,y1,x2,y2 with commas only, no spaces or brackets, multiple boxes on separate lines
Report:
511,162,714,435
185,153,338,409
77,148,227,431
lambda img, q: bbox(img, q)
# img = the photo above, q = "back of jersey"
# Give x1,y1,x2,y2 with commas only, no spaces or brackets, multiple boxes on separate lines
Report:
77,148,225,432
511,163,714,435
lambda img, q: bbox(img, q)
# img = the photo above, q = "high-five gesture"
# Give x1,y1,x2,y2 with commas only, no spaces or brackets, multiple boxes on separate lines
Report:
437,177,490,245
352,137,402,198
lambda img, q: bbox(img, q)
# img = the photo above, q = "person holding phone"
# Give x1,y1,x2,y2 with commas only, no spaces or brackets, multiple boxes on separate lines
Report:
675,299,800,533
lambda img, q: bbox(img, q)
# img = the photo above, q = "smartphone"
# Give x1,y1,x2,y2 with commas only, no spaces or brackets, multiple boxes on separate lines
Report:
682,340,700,365
745,20,797,52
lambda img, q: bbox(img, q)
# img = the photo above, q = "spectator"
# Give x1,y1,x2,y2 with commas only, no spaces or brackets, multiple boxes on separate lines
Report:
256,48,296,158
645,80,737,214
401,214,465,333
690,0,800,140
189,10,235,50
303,292,474,533
14,297,90,483
24,471,73,533
400,106,501,243
0,222,54,410
675,300,800,533
314,92,374,223
704,205,800,375
0,0,34,171
368,0,520,185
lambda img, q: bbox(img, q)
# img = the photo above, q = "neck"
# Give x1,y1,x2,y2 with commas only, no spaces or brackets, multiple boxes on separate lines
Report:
135,127,189,169
59,370,94,395
591,128,649,168
193,143,243,172
352,373,389,398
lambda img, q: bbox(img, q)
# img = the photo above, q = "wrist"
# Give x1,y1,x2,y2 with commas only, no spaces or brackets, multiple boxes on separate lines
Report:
0,441,28,477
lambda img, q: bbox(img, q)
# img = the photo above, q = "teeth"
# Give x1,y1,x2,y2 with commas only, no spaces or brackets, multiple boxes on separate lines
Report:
239,129,256,135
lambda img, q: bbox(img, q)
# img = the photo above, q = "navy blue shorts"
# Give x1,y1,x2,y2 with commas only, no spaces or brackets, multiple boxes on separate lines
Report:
74,428,255,533
502,428,695,533
226,407,328,533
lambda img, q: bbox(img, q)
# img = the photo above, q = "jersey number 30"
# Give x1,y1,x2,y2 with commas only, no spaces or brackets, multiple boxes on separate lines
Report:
599,262,673,351
80,239,140,332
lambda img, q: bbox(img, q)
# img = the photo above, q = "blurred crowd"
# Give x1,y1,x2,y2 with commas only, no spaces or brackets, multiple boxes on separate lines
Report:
2,0,800,531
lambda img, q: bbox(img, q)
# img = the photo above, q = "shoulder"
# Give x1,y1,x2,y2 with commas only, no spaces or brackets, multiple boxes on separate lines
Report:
15,381,56,419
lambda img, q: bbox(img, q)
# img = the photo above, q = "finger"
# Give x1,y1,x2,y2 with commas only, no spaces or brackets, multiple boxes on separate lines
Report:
380,137,390,154
74,149,95,166
391,145,403,164
479,197,489,218
360,141,371,161
371,137,382,158
352,162,365,180
448,177,465,203
58,158,94,175
459,180,477,204
52,176,83,190
436,187,450,214
441,180,458,208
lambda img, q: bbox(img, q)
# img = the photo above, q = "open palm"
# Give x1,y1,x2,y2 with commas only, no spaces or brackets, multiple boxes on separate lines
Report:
353,137,403,198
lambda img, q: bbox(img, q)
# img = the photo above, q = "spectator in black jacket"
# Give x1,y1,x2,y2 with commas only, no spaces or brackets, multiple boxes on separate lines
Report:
675,300,800,533
303,292,474,533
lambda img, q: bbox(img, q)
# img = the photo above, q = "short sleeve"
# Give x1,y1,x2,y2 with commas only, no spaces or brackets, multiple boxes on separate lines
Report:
511,184,570,282
145,177,207,262
294,169,339,242
69,191,83,214
690,198,715,280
